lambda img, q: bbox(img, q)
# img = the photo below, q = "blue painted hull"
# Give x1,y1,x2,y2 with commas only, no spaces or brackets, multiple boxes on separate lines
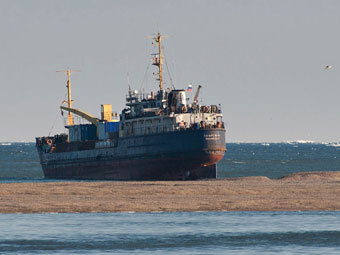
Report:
37,129,226,180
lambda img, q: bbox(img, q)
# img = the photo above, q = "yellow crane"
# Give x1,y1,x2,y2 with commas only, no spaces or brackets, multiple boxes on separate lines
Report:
60,106,100,127
57,68,100,127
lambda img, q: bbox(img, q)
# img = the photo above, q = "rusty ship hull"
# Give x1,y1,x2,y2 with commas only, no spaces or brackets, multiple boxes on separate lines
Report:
37,129,225,180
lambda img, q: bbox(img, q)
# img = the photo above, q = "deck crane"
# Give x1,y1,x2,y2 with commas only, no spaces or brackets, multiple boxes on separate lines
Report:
58,68,101,135
60,106,100,127
193,85,202,106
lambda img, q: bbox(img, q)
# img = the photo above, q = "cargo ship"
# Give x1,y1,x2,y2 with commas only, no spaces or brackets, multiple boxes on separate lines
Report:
36,33,226,180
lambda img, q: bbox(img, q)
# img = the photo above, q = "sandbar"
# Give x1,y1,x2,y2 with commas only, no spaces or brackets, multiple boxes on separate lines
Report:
1,171,340,214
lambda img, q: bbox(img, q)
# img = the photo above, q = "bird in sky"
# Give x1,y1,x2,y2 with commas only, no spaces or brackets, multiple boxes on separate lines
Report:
324,65,333,70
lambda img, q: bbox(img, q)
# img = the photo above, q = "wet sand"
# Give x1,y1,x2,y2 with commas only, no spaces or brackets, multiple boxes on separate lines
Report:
1,171,340,214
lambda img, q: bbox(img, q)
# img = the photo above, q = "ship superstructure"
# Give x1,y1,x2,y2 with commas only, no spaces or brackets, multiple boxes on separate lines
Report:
35,33,226,180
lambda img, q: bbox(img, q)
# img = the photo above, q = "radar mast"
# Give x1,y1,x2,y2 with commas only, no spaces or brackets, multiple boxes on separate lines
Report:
149,32,170,91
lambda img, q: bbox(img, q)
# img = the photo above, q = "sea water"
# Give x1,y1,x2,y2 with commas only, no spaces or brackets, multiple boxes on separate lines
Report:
1,142,340,181
1,211,340,254
1,142,340,254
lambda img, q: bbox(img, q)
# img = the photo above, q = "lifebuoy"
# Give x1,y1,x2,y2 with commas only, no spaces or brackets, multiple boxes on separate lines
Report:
46,139,53,146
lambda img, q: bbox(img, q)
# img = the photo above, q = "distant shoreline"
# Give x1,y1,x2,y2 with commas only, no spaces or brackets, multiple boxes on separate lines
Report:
0,171,340,214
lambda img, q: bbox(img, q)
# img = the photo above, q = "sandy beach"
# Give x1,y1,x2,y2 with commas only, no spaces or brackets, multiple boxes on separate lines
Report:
1,171,340,214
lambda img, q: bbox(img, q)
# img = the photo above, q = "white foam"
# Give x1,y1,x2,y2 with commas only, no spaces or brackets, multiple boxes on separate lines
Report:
285,140,316,145
0,142,12,146
233,161,246,164
326,142,340,147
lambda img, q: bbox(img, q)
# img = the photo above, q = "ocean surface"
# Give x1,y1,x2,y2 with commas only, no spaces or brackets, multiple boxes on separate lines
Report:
1,142,340,254
1,142,340,181
1,211,340,254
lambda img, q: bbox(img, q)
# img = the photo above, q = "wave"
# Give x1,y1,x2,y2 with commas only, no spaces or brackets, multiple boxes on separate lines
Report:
0,143,12,146
228,141,340,145
286,140,316,144
232,161,246,164
326,143,340,147
1,231,339,252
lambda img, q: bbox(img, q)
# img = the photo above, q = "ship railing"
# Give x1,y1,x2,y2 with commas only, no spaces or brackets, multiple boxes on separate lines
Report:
122,121,225,137
173,104,222,114
177,121,224,131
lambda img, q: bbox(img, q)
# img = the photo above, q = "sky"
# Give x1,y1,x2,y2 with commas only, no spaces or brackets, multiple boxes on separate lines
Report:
1,0,340,142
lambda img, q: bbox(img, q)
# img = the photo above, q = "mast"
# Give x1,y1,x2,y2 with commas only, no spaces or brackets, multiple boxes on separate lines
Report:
151,32,169,91
157,33,163,91
57,68,80,125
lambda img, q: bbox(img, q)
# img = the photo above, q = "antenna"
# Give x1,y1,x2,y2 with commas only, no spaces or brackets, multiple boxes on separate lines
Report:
127,71,132,90
125,59,132,90
56,68,80,125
